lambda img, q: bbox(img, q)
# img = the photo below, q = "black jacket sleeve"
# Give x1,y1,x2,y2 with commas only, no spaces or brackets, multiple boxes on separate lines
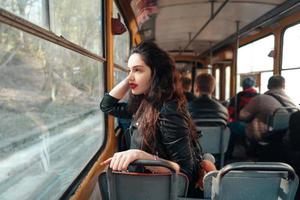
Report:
100,93,132,119
158,102,194,180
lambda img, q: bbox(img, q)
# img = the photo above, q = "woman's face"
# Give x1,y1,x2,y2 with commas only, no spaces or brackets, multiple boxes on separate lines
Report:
127,53,152,95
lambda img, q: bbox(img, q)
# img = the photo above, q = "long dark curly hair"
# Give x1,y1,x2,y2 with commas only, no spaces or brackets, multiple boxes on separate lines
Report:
127,41,196,152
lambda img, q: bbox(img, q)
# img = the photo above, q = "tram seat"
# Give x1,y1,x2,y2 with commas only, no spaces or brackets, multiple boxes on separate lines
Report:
194,119,230,168
266,107,299,139
203,162,299,200
98,159,189,200
254,107,300,160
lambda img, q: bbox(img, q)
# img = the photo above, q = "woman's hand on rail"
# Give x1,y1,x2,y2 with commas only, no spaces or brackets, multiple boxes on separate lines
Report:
101,149,143,171
101,149,180,173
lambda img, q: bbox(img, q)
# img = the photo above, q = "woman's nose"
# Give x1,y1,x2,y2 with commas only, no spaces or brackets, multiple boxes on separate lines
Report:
127,72,134,81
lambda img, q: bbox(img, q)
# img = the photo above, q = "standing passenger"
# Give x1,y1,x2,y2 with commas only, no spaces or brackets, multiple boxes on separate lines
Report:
100,42,200,196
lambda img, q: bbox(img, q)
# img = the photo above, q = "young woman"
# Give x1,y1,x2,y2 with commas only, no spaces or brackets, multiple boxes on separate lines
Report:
100,42,199,194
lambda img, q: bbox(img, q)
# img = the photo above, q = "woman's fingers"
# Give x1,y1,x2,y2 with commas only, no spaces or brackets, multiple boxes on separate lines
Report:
116,154,127,171
121,156,132,170
101,157,112,166
108,150,140,171
110,153,121,170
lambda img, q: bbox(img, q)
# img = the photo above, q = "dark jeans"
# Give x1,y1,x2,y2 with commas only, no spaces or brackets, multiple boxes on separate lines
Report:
227,121,246,159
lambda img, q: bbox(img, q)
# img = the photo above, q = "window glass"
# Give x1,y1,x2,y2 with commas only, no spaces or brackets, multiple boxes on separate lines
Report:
215,68,220,100
237,35,274,74
225,66,231,100
0,0,48,28
260,71,273,94
114,67,128,86
113,1,130,67
282,23,300,69
0,23,105,200
282,69,300,104
51,0,103,56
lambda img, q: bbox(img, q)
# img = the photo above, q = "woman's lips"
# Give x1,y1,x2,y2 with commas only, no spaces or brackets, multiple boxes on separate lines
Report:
129,83,138,89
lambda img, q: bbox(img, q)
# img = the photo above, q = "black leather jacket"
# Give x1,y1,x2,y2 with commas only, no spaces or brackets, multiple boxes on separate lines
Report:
100,93,195,180
188,95,228,126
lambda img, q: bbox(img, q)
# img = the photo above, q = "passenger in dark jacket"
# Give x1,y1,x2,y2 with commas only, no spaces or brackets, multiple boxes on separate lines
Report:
100,42,200,196
188,73,228,126
181,76,196,102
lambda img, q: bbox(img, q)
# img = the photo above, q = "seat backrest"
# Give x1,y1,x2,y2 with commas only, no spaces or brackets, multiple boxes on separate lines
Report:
268,107,299,132
100,160,189,200
289,110,300,148
203,170,218,198
98,172,109,200
205,162,299,200
194,119,230,167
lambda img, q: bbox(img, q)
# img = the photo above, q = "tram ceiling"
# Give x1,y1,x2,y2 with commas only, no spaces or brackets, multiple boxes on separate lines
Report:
134,0,293,56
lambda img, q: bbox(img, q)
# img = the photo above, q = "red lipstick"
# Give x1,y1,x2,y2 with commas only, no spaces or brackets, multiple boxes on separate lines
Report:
129,83,138,89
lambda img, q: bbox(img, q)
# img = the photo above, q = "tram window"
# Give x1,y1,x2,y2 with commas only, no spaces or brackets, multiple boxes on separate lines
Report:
237,35,274,92
113,1,130,67
282,23,300,69
51,0,103,55
0,23,105,200
225,66,231,100
282,69,300,104
215,68,220,100
237,35,274,74
282,23,300,104
0,0,48,28
114,67,128,85
260,71,273,93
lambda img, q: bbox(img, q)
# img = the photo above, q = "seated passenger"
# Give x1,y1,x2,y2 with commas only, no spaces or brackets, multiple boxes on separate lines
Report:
240,75,297,142
181,76,196,102
100,42,201,197
188,73,228,126
226,77,259,159
239,75,298,161
228,77,258,122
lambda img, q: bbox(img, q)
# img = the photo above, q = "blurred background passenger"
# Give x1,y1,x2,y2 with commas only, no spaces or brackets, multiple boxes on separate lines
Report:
226,77,259,159
181,76,195,102
188,73,228,127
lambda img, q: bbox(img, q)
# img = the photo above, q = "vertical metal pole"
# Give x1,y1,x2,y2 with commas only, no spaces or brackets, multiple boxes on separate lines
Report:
209,41,213,74
233,21,240,119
